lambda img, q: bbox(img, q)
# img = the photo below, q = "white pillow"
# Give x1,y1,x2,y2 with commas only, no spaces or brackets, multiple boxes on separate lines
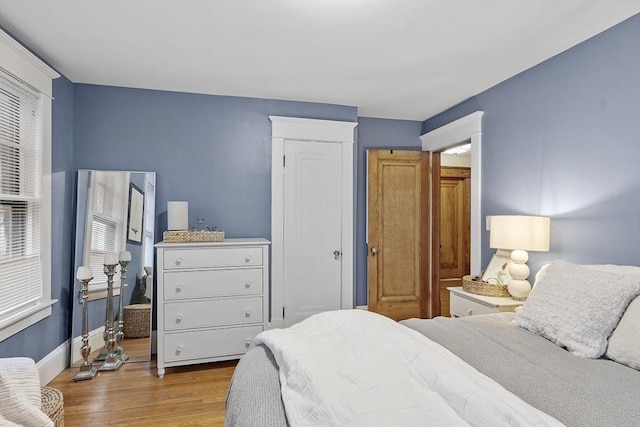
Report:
606,295,640,369
514,260,640,358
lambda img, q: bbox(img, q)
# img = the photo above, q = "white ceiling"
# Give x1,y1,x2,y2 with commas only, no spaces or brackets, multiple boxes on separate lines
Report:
0,1,638,121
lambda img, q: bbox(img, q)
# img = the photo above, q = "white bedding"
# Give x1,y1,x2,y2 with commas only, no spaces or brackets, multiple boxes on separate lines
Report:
256,310,563,427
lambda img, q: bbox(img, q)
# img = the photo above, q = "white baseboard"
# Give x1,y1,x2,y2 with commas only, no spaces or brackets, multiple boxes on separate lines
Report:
37,340,69,386
355,305,368,310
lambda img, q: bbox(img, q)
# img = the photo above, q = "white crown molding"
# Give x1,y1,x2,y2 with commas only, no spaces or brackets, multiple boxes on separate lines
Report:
421,111,484,152
269,116,357,143
0,29,59,97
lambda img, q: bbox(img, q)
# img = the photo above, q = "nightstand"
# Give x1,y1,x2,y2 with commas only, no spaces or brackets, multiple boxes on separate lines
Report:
447,287,524,317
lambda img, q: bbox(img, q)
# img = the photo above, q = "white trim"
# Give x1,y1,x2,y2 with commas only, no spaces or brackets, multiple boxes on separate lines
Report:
87,282,123,302
421,112,483,152
0,300,57,342
0,28,58,341
421,111,484,275
270,116,357,328
270,116,358,142
37,340,69,386
0,29,59,97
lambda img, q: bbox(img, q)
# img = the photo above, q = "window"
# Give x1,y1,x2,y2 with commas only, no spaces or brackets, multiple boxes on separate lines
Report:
0,29,58,341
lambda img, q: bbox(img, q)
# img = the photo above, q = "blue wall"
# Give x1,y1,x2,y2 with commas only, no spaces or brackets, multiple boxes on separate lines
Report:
354,118,423,305
72,85,357,239
423,14,640,274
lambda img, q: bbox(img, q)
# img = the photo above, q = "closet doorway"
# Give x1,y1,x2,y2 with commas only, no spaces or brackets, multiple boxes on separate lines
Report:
270,116,357,329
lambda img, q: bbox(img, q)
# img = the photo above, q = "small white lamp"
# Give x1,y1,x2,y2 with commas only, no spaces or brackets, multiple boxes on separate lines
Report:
489,215,550,300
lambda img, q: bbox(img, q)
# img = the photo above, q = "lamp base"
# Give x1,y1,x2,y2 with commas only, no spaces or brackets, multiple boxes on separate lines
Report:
507,250,532,300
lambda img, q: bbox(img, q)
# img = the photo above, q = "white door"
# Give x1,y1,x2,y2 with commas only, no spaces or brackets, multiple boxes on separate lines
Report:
283,140,343,327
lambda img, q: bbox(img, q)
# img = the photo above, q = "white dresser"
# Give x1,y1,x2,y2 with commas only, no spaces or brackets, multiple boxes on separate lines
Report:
155,238,270,378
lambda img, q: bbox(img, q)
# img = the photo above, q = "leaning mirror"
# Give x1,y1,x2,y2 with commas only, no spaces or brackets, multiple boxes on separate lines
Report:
71,170,156,367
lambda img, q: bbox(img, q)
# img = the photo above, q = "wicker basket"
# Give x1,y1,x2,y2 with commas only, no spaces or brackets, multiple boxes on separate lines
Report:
123,303,151,338
41,386,64,427
163,229,225,243
462,275,510,298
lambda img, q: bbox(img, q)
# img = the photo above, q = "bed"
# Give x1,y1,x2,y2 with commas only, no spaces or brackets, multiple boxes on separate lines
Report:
225,261,640,427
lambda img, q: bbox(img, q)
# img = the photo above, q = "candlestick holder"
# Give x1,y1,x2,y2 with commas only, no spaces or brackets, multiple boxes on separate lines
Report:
115,255,130,362
92,265,110,364
73,268,97,382
99,258,123,371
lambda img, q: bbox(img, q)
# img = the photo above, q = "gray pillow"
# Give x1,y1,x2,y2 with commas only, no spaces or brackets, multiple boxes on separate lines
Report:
606,295,640,369
514,260,640,358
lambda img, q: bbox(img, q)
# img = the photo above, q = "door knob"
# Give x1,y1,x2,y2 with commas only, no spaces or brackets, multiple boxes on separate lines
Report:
371,246,378,254
333,250,341,260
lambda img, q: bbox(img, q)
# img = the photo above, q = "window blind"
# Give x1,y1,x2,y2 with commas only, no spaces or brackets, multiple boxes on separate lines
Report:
0,76,43,319
88,171,125,284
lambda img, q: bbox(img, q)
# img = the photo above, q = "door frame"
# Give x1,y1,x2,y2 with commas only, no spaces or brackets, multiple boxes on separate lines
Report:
270,116,357,329
421,111,484,315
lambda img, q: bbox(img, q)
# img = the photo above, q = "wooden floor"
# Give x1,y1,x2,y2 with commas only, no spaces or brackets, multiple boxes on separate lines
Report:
47,357,237,426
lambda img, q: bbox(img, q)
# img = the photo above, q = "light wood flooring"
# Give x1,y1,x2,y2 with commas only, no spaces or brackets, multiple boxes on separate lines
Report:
47,357,237,426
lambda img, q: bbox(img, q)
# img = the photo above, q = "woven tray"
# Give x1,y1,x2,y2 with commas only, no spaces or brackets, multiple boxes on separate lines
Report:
123,303,151,338
41,386,64,427
163,229,224,243
462,274,510,297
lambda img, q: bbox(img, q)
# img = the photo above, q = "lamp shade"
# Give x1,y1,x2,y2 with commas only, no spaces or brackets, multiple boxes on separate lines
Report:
167,201,189,230
489,215,550,252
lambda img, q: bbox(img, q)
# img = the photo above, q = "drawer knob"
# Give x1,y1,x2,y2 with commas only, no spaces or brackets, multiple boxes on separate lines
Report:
466,308,473,316
176,345,183,354
245,310,251,318
244,255,252,263
175,256,184,265
176,313,183,322
245,281,251,289
245,339,251,349
176,284,183,293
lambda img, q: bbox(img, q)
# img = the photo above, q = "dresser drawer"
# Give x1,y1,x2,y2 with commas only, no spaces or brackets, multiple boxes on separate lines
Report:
164,297,263,330
450,293,497,317
163,325,263,363
163,268,263,300
163,247,263,270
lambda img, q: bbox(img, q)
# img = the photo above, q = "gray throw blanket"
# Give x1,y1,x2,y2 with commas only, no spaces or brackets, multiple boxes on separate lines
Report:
401,313,640,427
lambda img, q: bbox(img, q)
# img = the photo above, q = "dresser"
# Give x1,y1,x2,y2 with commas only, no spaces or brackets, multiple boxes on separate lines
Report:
155,238,270,378
447,287,523,317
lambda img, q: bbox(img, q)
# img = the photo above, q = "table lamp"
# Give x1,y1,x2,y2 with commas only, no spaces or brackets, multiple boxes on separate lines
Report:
489,215,550,300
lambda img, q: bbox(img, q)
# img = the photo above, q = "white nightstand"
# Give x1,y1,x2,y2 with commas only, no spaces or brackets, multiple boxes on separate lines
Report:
447,287,524,317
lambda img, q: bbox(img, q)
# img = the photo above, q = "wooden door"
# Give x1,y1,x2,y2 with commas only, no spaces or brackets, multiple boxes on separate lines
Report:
367,150,430,321
439,167,471,316
283,140,343,327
